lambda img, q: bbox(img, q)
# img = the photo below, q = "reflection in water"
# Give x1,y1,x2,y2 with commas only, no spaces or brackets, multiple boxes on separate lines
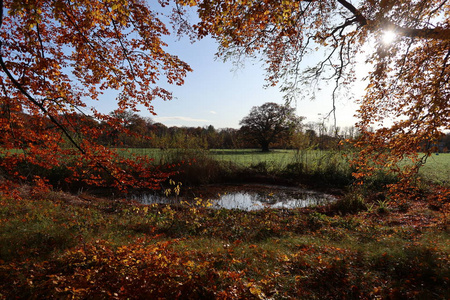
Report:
136,185,336,211
138,194,181,206
211,191,335,210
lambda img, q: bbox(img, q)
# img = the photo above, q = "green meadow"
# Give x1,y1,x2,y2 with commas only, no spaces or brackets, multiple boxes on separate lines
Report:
418,153,450,185
125,148,450,185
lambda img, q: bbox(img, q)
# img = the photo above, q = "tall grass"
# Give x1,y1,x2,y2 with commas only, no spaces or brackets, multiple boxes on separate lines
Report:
137,148,356,188
158,148,240,186
126,148,388,188
285,149,355,186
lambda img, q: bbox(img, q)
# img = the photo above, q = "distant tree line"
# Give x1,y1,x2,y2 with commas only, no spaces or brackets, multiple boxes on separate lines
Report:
93,110,362,151
3,110,449,152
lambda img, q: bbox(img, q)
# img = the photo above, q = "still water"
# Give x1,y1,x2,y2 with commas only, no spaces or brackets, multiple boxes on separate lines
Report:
135,184,337,211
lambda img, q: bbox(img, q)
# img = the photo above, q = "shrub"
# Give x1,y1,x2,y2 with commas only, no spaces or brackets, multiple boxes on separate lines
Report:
163,149,238,185
331,191,367,214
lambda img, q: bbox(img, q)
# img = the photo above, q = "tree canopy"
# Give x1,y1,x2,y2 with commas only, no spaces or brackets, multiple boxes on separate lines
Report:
176,0,449,196
0,0,191,193
240,102,303,152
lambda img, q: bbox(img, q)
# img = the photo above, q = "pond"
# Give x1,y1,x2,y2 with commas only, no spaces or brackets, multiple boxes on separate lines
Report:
134,184,337,211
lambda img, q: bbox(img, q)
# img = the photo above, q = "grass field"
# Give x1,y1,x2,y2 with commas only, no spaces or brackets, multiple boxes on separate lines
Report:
125,148,450,185
126,148,334,168
418,153,450,185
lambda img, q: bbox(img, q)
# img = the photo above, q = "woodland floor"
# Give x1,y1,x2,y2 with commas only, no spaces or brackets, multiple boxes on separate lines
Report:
0,185,449,299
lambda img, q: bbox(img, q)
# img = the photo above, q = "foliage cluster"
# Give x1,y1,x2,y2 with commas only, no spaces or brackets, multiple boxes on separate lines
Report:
0,0,192,194
0,187,449,299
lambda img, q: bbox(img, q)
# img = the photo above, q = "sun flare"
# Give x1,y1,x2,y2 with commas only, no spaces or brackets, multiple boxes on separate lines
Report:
382,30,397,44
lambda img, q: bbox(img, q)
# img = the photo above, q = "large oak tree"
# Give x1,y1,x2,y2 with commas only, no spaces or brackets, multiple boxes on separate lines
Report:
240,102,302,152
177,0,449,197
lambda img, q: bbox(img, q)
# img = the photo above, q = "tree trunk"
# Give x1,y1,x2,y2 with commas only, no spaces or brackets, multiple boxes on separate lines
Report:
261,141,270,152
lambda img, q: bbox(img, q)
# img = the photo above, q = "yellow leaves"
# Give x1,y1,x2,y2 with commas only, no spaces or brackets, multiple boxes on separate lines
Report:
110,3,121,11
280,254,290,262
184,0,198,7
246,282,266,299
185,260,195,268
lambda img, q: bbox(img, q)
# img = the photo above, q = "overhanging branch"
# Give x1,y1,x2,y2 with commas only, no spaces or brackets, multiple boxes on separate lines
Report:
385,19,450,40
336,0,367,27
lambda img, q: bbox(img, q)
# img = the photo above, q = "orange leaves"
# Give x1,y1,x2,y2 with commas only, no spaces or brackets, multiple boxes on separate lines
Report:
0,0,195,193
9,239,247,299
353,2,450,193
181,0,323,83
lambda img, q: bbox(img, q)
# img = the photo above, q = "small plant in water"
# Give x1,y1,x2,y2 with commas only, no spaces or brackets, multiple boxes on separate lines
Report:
180,197,213,209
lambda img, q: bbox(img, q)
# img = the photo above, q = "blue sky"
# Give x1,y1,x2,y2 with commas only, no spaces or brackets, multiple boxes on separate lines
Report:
89,6,365,130
147,35,362,129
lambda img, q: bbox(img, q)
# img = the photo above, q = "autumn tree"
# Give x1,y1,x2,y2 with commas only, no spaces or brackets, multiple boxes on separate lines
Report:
0,0,191,193
176,0,450,197
239,102,302,152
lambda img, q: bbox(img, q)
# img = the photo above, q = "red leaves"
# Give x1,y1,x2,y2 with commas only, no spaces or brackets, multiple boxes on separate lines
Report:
0,0,193,194
5,239,247,299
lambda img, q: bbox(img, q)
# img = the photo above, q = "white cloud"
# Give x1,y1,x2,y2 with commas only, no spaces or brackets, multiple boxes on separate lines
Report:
209,110,217,114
